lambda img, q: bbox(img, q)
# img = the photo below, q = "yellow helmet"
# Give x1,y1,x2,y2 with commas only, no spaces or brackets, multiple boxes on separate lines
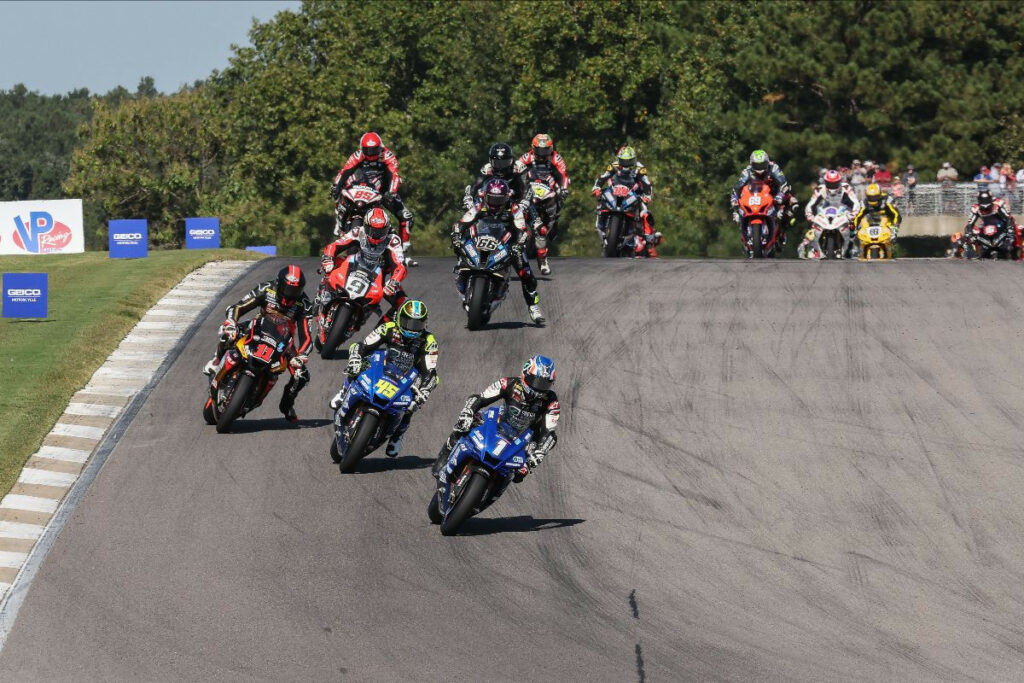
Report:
865,183,883,209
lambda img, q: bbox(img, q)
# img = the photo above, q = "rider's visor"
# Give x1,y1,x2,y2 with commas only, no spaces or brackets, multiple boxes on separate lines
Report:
524,374,554,393
401,317,427,333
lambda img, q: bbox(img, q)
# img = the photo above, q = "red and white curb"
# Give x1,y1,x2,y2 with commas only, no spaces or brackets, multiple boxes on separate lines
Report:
0,260,254,602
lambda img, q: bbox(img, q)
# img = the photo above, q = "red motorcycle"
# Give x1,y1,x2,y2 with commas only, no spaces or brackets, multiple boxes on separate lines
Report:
738,181,780,258
316,254,386,359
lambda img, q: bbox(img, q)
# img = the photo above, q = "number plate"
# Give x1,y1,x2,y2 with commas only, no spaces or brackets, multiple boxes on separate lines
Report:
868,226,881,238
374,379,399,398
475,236,500,251
346,272,371,298
748,195,763,206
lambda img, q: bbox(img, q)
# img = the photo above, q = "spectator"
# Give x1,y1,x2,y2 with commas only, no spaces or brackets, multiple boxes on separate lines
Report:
874,163,893,190
864,160,877,182
850,160,867,200
1001,163,1015,210
937,162,959,213
974,166,991,191
902,164,918,211
937,161,959,182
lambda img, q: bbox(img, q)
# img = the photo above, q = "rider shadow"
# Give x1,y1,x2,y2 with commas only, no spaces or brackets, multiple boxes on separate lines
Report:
350,455,434,474
469,320,534,331
456,516,585,536
231,417,333,433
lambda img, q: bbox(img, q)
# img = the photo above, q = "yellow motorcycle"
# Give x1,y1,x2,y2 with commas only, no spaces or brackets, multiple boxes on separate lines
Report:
856,216,894,260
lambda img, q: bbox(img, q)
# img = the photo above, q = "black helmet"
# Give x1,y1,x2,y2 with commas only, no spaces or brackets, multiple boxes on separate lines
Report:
483,178,511,213
276,265,306,305
489,142,514,174
978,191,994,212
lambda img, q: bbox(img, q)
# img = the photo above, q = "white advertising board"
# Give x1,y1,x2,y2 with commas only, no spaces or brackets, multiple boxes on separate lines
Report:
0,199,85,255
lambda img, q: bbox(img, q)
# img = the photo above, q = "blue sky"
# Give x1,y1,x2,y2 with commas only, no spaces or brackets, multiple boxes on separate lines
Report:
0,1,300,95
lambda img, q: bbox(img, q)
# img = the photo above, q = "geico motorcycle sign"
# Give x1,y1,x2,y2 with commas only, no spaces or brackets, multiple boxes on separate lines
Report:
2,272,48,318
0,199,85,255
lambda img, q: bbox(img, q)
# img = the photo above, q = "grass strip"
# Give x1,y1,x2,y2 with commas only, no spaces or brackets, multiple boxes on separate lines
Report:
0,249,264,499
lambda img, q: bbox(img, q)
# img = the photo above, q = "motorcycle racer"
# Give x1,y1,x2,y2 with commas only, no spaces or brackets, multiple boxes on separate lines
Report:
329,300,438,457
203,265,313,423
452,178,545,324
520,133,570,274
591,145,661,257
731,150,796,245
330,132,417,265
319,207,408,323
854,183,901,238
464,142,530,213
805,169,860,219
432,355,559,491
963,191,1020,259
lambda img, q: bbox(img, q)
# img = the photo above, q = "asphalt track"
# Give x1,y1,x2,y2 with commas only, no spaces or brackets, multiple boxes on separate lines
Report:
2,257,1024,681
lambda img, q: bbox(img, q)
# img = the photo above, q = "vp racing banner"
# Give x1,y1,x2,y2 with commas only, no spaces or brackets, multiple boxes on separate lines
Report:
0,199,85,255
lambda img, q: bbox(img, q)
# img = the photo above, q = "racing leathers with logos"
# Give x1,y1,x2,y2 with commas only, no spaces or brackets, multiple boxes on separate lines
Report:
451,201,545,324
798,181,861,258
329,319,439,456
853,196,901,238
205,271,313,422
519,140,570,272
319,224,408,317
731,161,795,243
963,196,1019,258
433,376,559,488
591,162,660,257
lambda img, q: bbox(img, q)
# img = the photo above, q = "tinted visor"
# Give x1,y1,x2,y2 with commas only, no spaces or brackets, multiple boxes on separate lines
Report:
485,194,508,212
401,316,427,333
362,145,381,159
525,374,554,392
618,156,635,168
751,161,768,175
279,283,302,302
491,156,513,173
534,146,552,160
365,225,388,244
825,179,840,190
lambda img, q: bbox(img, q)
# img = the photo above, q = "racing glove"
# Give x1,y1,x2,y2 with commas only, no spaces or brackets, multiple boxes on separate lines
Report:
330,183,341,201
218,319,237,341
383,279,399,297
345,353,362,379
321,258,334,274
454,405,475,433
526,443,545,469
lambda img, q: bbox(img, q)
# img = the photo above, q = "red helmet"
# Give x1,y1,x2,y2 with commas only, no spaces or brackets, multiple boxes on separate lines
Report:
823,169,842,191
531,133,553,161
363,207,390,245
360,132,382,160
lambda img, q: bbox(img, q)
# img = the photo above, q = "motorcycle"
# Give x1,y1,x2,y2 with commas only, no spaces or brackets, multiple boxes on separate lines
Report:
856,217,894,260
457,216,513,330
811,205,854,259
738,181,780,258
966,220,1015,259
335,182,383,236
428,405,531,535
598,169,644,258
203,312,293,433
330,348,422,473
315,252,386,359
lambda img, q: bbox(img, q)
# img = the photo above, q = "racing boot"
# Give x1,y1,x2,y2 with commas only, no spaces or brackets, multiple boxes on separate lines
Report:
529,304,546,324
329,389,345,411
539,257,551,275
385,414,412,457
279,399,298,423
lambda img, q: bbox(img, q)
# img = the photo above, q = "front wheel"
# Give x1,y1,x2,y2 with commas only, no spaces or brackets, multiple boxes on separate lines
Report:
216,372,254,434
440,471,490,536
427,492,442,524
320,305,353,360
202,397,216,425
603,215,622,258
467,276,489,330
339,411,379,473
749,222,764,258
823,232,837,259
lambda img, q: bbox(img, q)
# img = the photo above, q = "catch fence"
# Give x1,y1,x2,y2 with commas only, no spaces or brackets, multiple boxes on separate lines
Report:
856,181,1022,217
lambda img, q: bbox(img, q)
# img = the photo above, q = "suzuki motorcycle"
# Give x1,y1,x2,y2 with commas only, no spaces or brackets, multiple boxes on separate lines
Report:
428,405,531,535
330,348,422,473
598,169,644,257
738,181,780,258
315,253,386,359
457,216,513,330
811,205,854,259
856,217,894,260
203,312,293,433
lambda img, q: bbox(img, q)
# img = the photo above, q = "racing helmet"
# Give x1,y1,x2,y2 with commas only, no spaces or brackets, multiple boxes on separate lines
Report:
360,131,382,160
750,149,770,177
864,183,883,209
823,169,842,192
616,145,637,168
521,355,556,396
977,191,995,214
396,299,428,339
489,142,514,173
531,133,553,161
276,265,306,306
362,207,391,246
483,177,512,213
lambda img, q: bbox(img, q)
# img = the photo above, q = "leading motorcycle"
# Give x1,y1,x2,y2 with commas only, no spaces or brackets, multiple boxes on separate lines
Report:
738,181,780,258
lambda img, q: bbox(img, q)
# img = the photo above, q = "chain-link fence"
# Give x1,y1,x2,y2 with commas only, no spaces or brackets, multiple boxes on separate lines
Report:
863,182,1023,217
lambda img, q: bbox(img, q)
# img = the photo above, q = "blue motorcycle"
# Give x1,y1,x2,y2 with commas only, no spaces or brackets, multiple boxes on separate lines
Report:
330,348,420,473
457,216,513,330
429,405,531,535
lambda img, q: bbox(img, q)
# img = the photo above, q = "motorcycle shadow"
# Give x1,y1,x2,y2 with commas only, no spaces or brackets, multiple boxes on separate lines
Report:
348,455,434,474
454,516,585,536
229,417,333,433
468,321,534,331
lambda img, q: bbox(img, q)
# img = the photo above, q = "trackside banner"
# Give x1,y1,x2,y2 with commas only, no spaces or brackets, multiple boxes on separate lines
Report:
109,219,148,259
0,199,85,255
2,272,48,318
185,217,221,249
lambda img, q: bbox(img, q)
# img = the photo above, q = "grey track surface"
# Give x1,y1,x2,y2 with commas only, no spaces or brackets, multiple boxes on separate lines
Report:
2,258,1024,681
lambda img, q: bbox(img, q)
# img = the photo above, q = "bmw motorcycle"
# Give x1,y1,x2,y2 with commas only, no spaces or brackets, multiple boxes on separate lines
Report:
597,169,644,257
457,216,513,330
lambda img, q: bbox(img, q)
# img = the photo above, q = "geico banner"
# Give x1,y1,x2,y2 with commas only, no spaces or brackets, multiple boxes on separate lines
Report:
109,219,148,259
2,272,48,318
0,199,85,255
185,216,220,249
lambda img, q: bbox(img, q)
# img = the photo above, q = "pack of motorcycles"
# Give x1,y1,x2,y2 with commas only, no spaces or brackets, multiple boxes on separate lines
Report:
201,171,1017,534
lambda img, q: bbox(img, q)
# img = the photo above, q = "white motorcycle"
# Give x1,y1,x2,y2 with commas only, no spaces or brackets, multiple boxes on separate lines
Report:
809,205,855,259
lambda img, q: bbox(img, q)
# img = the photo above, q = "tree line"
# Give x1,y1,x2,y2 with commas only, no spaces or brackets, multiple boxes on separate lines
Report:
5,1,1023,256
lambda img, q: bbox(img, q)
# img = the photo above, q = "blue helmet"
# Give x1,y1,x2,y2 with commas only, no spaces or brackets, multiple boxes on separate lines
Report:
521,355,556,395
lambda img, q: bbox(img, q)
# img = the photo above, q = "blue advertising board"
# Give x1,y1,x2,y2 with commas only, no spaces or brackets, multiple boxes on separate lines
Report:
185,217,221,249
2,272,48,318
246,245,278,256
108,219,148,259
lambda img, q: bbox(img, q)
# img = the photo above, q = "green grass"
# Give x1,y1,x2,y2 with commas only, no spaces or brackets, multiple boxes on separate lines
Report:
0,249,264,499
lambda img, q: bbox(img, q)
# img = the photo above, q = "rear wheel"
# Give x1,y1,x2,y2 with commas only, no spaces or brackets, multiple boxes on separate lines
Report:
216,373,254,434
603,215,622,258
339,411,379,473
320,305,353,360
467,276,489,330
440,471,489,536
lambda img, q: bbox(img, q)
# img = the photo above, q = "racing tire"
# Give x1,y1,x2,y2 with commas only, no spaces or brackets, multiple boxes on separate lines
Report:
467,276,489,331
330,437,341,464
339,411,379,473
750,223,764,259
427,492,443,525
440,470,489,536
823,233,837,260
216,373,253,434
320,305,353,360
202,398,216,425
603,215,622,258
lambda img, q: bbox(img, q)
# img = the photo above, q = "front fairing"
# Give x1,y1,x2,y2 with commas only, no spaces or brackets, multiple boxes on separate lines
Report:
337,349,419,420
